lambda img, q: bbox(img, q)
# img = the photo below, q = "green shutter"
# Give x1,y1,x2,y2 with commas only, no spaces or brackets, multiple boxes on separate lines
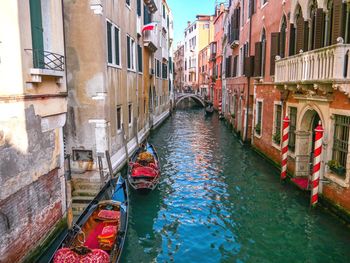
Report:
127,36,131,68
138,45,143,72
29,0,44,68
107,22,112,63
114,27,119,65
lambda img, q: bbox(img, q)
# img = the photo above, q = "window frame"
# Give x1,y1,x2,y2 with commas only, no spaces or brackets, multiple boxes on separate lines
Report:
127,35,136,71
116,106,122,133
107,20,121,68
272,101,282,149
288,106,297,153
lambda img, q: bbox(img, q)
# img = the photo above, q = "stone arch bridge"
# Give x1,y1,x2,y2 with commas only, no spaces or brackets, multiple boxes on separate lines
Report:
175,93,206,107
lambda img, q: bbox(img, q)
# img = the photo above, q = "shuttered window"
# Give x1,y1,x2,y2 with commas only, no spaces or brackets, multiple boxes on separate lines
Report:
144,5,152,25
288,107,297,152
244,56,254,77
116,106,122,131
137,44,142,72
280,16,287,58
233,56,238,77
226,56,232,78
254,42,262,77
314,8,325,49
30,0,44,68
137,0,141,16
289,26,296,56
296,12,305,53
107,21,121,66
332,0,344,45
127,36,135,70
256,101,262,135
248,0,255,17
270,32,280,76
332,115,350,174
107,21,113,64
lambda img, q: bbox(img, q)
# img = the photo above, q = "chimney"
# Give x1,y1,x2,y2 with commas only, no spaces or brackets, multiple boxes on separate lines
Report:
187,21,191,27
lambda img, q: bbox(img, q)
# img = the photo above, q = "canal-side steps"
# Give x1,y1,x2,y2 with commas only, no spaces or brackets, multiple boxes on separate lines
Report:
71,171,103,217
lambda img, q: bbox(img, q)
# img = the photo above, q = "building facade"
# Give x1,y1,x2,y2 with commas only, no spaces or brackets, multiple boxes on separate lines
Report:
174,43,185,92
198,44,211,97
183,15,214,92
0,1,67,262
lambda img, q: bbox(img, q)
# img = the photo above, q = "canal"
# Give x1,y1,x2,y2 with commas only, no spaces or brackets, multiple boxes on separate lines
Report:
122,107,350,263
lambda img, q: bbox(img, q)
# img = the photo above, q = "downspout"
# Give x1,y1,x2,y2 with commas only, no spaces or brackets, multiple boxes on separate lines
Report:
61,0,73,230
244,8,253,143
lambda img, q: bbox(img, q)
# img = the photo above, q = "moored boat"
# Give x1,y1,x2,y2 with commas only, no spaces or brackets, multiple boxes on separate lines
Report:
51,176,128,263
127,143,160,194
205,105,214,115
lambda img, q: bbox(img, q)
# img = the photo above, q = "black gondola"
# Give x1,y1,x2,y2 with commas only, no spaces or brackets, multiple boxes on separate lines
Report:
51,176,128,263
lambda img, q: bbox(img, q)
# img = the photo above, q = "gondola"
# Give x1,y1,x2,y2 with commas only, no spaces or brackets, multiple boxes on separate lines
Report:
127,143,160,194
51,176,128,263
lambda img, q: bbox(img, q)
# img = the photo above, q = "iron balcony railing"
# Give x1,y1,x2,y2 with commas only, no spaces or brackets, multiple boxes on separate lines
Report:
25,49,65,71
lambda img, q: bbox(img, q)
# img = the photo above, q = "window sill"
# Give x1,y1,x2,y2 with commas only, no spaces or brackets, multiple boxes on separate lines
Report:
117,129,122,135
324,171,349,188
108,63,122,69
127,68,136,73
254,132,262,139
126,4,131,10
27,68,64,84
271,141,281,151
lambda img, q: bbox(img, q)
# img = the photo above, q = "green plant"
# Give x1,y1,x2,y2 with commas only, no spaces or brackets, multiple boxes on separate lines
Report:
272,132,281,144
327,160,346,176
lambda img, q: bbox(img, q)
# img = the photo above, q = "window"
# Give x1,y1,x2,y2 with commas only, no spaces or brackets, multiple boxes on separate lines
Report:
137,44,143,72
137,0,141,16
127,35,135,70
332,115,350,175
29,0,44,68
163,4,166,18
261,28,266,77
107,21,121,66
144,5,152,25
156,59,161,77
116,106,122,131
126,0,130,7
280,15,287,58
288,107,297,152
273,104,282,145
255,101,263,135
162,63,168,79
128,104,132,125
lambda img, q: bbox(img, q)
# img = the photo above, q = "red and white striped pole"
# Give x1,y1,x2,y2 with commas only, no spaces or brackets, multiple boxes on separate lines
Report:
311,121,324,207
219,101,222,114
281,116,290,180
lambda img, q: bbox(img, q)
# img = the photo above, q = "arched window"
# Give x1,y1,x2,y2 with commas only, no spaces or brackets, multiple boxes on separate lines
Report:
280,15,287,58
295,4,306,53
308,0,317,51
261,28,266,77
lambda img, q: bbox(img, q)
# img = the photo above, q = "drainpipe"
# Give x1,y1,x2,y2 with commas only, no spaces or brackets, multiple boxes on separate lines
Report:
244,8,253,143
61,0,73,230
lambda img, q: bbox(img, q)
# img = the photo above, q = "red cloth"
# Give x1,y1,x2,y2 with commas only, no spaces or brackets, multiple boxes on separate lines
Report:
53,248,109,263
131,166,158,178
97,210,120,221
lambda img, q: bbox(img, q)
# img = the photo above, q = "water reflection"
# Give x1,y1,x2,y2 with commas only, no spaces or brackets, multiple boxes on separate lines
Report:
122,108,350,263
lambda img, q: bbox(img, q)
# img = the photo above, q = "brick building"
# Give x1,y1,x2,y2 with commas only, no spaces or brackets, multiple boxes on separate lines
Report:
0,1,67,262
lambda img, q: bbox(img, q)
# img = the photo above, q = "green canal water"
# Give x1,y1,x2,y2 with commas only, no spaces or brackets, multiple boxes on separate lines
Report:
122,108,350,263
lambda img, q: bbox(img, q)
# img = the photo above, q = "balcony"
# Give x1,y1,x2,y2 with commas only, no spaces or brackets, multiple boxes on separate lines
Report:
275,44,350,85
143,29,158,53
229,29,239,49
25,49,65,83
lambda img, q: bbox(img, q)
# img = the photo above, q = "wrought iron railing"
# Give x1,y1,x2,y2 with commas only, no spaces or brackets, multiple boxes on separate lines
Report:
25,49,65,71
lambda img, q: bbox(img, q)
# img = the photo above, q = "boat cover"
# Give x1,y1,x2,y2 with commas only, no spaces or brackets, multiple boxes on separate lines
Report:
131,166,158,178
53,248,110,263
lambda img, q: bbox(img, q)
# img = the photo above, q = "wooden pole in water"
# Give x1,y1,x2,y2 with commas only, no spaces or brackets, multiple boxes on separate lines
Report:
311,121,324,207
281,115,290,180
65,154,73,230
105,150,113,179
122,123,129,163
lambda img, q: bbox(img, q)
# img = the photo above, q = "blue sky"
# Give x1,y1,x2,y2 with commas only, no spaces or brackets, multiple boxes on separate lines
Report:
167,0,217,47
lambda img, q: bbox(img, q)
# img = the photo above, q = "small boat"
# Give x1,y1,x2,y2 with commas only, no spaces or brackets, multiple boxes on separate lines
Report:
51,176,128,263
127,143,160,194
205,105,214,115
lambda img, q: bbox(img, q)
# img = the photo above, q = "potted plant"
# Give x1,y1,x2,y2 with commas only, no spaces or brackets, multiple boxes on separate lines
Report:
272,131,281,144
327,160,346,176
255,124,261,135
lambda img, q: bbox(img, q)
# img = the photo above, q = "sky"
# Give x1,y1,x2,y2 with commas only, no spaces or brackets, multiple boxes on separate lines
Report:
167,0,218,48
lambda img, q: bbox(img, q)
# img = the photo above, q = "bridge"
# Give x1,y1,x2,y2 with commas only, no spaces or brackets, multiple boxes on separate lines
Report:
175,93,206,107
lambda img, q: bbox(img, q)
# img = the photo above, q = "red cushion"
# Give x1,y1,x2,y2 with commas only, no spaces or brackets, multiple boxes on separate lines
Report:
53,248,79,263
98,225,117,239
131,166,158,178
97,210,120,221
80,249,110,263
